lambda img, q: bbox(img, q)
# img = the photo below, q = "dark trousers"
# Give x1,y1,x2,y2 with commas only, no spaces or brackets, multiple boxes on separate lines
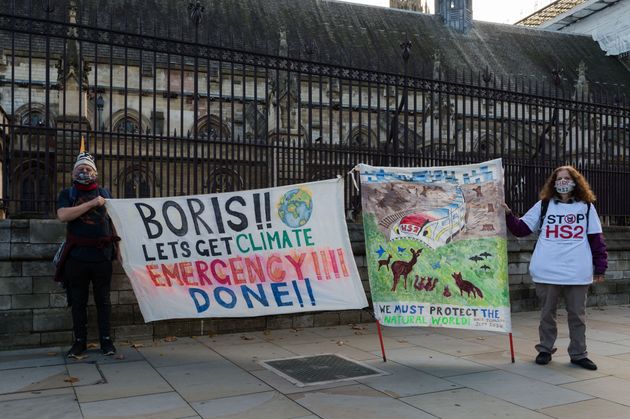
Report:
535,283,590,360
65,258,113,341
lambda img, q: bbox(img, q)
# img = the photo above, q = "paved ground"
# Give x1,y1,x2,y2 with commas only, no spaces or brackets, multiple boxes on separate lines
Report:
2,305,630,418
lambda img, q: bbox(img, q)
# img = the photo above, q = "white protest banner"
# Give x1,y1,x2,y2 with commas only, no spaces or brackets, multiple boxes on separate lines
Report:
358,159,511,333
105,178,367,322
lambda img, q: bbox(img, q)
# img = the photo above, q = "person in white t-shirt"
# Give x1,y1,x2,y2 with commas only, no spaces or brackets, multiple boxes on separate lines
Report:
502,166,607,370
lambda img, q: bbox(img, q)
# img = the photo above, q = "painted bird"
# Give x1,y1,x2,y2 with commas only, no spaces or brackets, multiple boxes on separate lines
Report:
469,255,483,263
480,252,492,258
480,265,491,271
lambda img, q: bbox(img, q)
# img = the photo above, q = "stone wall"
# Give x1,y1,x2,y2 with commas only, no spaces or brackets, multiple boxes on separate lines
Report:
1,220,629,350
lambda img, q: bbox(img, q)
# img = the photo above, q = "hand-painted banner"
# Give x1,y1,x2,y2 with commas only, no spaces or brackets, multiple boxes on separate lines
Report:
105,178,367,322
357,159,511,332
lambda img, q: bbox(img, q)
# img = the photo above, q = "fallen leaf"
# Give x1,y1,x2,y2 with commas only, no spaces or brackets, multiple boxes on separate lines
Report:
70,354,88,360
476,337,486,341
64,376,80,383
351,325,366,330
163,336,178,342
47,352,57,356
240,335,255,341
263,330,272,336
336,340,345,346
115,354,125,360
87,343,98,349
130,343,144,348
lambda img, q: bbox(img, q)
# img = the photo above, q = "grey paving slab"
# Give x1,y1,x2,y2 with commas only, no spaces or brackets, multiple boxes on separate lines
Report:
65,362,104,386
310,324,379,339
80,391,197,419
0,347,65,370
74,360,173,403
0,364,70,394
157,359,271,402
585,329,630,343
195,332,273,348
260,329,330,345
341,333,415,352
0,387,74,402
137,341,223,368
85,345,146,364
463,351,606,384
210,341,299,371
402,388,550,419
538,398,630,419
554,337,630,356
192,390,311,419
543,353,615,380
614,338,630,347
404,332,500,356
383,346,494,377
357,359,460,397
0,392,82,419
561,376,630,407
288,384,437,419
462,333,536,357
447,370,593,409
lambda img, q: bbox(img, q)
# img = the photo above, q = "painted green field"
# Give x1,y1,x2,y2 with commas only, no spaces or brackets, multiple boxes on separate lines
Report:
363,213,509,307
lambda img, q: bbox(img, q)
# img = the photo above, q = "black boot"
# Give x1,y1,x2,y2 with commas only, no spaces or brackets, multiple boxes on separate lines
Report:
67,339,87,358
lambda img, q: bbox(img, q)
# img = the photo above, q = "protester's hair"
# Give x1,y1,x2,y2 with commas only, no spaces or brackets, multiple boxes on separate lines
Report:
539,165,596,203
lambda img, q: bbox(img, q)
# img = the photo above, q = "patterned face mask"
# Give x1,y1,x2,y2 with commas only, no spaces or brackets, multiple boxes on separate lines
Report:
554,179,575,194
74,171,97,185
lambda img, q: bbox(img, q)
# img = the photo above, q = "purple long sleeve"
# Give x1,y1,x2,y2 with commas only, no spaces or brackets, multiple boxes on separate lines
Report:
505,213,533,237
588,233,608,275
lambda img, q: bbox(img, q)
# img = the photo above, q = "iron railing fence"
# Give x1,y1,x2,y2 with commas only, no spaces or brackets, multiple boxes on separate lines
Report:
0,5,629,223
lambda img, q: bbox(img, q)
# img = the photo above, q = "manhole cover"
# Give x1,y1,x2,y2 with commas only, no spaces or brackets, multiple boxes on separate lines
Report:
261,354,387,387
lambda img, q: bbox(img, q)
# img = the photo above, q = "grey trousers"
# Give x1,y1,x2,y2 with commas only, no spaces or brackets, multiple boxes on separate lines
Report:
535,283,590,360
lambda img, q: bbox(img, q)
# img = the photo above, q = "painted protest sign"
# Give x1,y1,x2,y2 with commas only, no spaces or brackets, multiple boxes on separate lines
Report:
105,178,367,322
358,159,511,332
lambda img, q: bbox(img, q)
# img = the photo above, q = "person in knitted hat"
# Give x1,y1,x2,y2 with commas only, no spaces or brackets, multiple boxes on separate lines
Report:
56,137,118,358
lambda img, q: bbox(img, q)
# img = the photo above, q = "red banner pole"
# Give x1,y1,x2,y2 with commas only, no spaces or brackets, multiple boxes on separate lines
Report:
509,332,515,363
376,320,387,362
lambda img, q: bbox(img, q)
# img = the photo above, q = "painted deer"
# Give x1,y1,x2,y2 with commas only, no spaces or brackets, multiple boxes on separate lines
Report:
377,254,392,271
391,248,422,292
452,272,484,299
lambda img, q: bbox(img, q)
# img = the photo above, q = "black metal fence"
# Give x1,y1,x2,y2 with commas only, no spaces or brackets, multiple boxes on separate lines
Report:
1,3,629,223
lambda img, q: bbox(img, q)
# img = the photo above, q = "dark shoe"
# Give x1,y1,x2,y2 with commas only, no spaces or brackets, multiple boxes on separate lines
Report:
535,352,552,365
571,357,597,370
100,337,116,356
67,339,87,359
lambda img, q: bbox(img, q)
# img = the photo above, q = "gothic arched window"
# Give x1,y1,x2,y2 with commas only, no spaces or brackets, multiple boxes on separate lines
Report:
205,168,243,193
114,117,140,134
21,110,45,127
13,161,51,215
197,115,230,142
123,169,151,198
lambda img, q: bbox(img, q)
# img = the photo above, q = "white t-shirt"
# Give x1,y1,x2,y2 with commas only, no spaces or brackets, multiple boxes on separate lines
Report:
520,199,602,285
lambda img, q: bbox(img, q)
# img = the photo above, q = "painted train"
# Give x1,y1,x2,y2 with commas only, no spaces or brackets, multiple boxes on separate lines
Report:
390,187,466,249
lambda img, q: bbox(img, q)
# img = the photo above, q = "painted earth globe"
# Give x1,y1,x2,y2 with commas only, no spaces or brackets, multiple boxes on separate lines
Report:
277,188,313,228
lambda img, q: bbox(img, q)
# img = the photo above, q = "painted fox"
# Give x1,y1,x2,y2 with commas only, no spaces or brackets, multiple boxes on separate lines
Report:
451,272,483,299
